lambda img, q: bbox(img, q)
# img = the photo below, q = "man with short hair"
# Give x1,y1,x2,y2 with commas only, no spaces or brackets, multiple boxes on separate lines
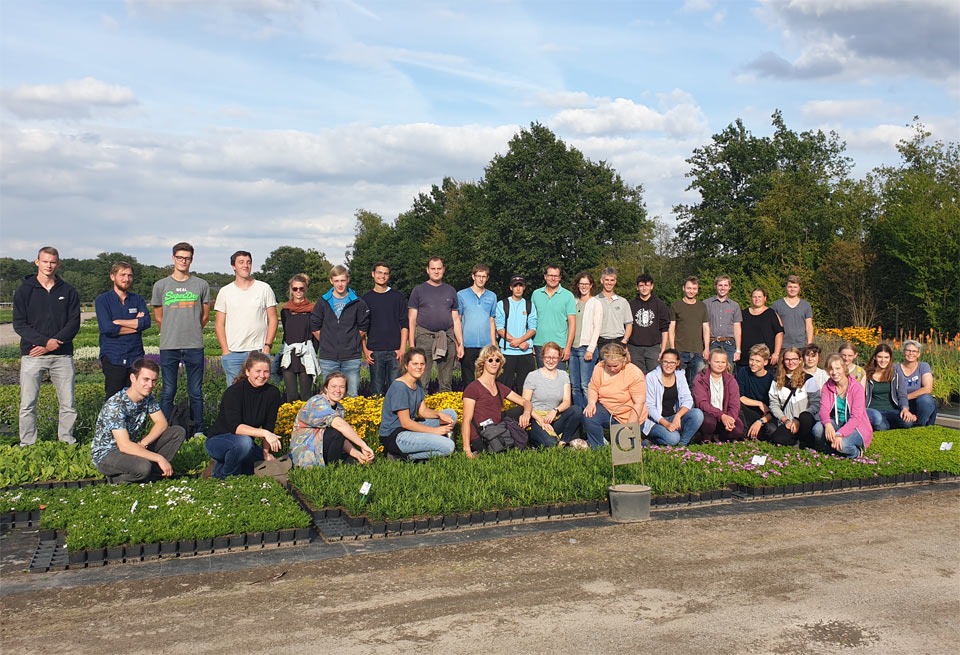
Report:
214,251,278,384
627,272,669,374
705,275,742,365
311,265,370,397
151,242,210,435
13,247,80,446
91,358,186,484
408,257,464,393
772,275,814,351
457,264,497,385
596,267,633,352
531,265,576,366
96,262,150,399
669,276,710,387
496,276,538,392
362,262,408,396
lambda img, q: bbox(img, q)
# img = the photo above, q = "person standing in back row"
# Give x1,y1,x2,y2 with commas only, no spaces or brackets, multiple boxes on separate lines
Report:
771,275,814,352
408,257,464,393
362,262,408,397
96,262,150,399
669,276,710,387
705,275,742,366
531,265,576,367
13,246,80,446
152,242,210,435
596,267,632,352
214,251,278,385
627,272,669,374
457,264,497,386
311,266,370,398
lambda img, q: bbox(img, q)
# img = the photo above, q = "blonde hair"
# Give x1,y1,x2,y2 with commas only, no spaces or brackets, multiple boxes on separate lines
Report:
599,342,628,363
287,273,310,300
475,345,506,379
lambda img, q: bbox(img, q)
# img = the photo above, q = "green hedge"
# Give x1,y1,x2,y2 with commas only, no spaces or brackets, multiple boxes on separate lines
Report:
0,477,311,551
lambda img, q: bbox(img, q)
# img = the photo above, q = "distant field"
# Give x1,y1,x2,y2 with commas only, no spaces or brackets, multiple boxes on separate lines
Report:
0,309,12,324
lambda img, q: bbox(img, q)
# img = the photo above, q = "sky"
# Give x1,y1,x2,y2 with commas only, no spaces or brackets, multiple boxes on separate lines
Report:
1,0,957,273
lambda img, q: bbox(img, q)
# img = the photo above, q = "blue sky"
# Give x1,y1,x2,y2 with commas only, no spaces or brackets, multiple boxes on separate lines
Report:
1,0,957,273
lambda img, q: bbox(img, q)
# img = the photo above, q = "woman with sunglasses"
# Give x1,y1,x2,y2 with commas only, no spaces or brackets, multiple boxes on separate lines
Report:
462,345,531,458
279,274,320,402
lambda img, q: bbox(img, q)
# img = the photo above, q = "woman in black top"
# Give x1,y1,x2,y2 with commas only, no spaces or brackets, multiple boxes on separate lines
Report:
741,287,784,366
279,274,319,402
205,352,283,479
735,343,776,439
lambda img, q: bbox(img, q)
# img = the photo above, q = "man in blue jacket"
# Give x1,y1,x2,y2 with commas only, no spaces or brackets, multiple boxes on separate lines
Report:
13,247,81,446
311,265,371,397
95,262,151,398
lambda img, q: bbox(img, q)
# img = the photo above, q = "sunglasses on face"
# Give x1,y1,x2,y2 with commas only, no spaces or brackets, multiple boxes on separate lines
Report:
486,358,501,364
291,287,306,292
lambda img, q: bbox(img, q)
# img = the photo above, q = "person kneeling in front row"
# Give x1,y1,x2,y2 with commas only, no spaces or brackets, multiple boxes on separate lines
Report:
291,372,375,468
643,348,703,447
205,352,283,479
91,358,186,484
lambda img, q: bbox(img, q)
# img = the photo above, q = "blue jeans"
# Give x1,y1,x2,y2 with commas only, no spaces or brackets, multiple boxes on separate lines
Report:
528,406,583,448
205,433,262,478
317,358,362,397
393,409,457,460
679,351,705,387
582,403,624,449
160,348,205,434
710,339,737,367
369,351,398,397
645,408,704,447
569,346,596,409
221,351,255,385
814,420,865,458
909,394,938,427
867,408,914,431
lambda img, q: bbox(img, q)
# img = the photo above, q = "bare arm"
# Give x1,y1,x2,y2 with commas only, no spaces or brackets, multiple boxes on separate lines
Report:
215,311,229,354
153,305,163,330
563,314,575,361
201,303,210,328
408,308,418,348
668,320,677,349
451,310,465,358
805,317,814,346
733,322,742,361
264,305,278,354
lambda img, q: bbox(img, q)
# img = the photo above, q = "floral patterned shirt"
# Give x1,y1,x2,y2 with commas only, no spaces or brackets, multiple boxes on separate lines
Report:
290,394,344,468
91,389,161,465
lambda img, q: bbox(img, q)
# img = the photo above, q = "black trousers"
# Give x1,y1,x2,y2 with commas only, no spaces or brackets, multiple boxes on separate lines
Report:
101,357,131,399
501,354,536,394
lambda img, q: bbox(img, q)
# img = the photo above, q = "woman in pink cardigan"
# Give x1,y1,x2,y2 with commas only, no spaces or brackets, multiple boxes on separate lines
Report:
692,348,744,442
817,353,873,458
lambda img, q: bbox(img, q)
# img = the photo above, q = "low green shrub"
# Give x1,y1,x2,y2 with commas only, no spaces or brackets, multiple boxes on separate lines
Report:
0,477,311,551
0,383,104,446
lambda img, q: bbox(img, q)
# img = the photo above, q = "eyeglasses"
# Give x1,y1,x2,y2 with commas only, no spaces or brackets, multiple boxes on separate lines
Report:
783,357,800,363
545,274,560,279
661,359,679,365
173,256,193,262
291,286,306,292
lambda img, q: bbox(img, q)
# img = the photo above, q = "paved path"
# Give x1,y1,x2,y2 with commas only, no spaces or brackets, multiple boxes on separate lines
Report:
0,312,96,346
1,485,957,654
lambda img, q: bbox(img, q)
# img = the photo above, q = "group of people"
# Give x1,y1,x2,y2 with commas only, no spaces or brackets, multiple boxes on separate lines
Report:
11,245,940,484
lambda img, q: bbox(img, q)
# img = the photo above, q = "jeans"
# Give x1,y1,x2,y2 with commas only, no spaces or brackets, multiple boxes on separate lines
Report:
909,394,938,427
205,433,263,478
221,350,254,385
645,408,704,447
369,350,398,396
19,355,76,446
679,351,705,388
317,358,362,397
160,348,205,434
867,408,914,431
710,339,737,369
393,409,457,460
814,420,865,458
568,346,596,409
582,403,619,449
96,426,186,483
528,406,583,448
627,344,661,375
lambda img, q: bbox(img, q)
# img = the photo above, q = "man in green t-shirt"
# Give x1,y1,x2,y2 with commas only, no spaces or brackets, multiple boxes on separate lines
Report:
668,276,710,387
531,265,576,367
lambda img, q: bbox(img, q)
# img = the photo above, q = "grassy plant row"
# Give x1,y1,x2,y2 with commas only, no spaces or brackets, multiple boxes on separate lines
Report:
0,437,210,488
0,477,311,551
289,427,959,521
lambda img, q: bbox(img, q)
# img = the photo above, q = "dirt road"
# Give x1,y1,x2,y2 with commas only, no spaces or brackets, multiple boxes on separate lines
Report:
1,487,957,655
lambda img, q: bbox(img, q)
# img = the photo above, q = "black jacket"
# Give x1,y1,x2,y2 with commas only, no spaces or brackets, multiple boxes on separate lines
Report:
310,297,371,361
13,274,81,356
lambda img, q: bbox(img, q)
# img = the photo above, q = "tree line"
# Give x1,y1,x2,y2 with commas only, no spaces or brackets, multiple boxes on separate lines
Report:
2,113,956,334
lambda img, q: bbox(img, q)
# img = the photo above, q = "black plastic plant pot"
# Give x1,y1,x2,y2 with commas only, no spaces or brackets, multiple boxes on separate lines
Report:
196,538,213,552
370,521,387,535
212,536,229,550
86,548,107,563
400,521,415,533
124,544,142,560
294,527,310,542
483,510,498,524
160,541,178,556
456,514,471,527
68,550,86,565
386,521,402,533
262,531,278,546
143,543,160,558
415,518,429,531
278,529,295,543
440,515,456,529
468,513,484,526
39,529,56,541
428,517,443,530
521,507,536,519
107,546,125,561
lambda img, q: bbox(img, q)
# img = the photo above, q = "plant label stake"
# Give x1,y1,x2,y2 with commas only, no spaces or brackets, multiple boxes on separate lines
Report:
609,404,644,486
751,455,767,466
940,442,953,451
359,481,371,505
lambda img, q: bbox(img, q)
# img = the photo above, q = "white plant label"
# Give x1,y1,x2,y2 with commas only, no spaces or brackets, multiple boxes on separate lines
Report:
360,481,372,496
130,500,138,514
751,455,768,466
940,442,953,451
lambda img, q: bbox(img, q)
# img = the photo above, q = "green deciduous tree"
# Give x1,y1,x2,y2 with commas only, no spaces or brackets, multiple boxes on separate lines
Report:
256,246,332,302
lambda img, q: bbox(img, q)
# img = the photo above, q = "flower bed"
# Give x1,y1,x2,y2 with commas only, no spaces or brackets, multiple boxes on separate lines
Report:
0,477,311,551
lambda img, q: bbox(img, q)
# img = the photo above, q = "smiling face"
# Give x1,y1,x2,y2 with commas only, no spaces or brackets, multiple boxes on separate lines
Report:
660,353,680,375
232,255,253,280
804,350,820,369
111,267,134,292
290,280,307,299
828,358,847,383
172,250,193,275
330,273,349,296
840,347,857,366
483,354,503,376
371,265,390,288
129,368,158,398
576,276,593,297
874,350,891,370
35,252,60,279
637,280,653,298
324,376,347,403
750,289,766,309
541,347,561,371
683,280,699,300
246,362,271,388
544,267,561,290
405,353,426,380
715,278,730,298
748,354,767,374
782,351,801,373
601,274,617,294
903,344,920,363
785,281,801,298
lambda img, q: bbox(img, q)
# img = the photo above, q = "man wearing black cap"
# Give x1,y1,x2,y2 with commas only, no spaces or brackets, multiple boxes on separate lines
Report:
494,276,538,392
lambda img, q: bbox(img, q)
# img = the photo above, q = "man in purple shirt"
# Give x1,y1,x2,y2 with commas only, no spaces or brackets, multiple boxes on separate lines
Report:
407,257,464,393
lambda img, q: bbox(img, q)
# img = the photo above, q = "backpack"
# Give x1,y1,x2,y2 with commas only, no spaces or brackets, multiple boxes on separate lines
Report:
169,400,197,438
478,416,529,453
500,297,532,349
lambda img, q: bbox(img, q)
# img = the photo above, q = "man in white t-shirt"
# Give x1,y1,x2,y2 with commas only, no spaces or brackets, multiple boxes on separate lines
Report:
214,250,278,384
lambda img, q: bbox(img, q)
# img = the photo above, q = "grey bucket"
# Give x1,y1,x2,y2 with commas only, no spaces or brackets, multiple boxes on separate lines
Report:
608,484,652,522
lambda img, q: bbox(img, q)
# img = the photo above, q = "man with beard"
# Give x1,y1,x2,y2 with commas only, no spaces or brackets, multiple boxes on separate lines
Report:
96,262,151,398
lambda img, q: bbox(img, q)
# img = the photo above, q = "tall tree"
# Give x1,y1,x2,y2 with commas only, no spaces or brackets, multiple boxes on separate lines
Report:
256,246,332,301
345,210,398,296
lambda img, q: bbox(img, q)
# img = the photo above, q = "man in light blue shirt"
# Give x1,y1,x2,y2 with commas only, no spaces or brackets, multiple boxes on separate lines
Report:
457,264,497,386
495,276,538,392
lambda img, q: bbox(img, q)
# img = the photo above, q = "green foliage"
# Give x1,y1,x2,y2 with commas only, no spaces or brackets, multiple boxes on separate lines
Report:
0,383,105,446
254,246,332,302
0,477,311,551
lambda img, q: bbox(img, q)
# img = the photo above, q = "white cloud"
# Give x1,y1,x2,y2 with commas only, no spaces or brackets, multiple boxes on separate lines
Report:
1,78,139,120
801,99,884,121
549,96,708,138
681,0,714,12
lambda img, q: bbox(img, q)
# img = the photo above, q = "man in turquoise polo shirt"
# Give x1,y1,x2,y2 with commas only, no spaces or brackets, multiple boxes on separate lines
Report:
531,264,576,367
